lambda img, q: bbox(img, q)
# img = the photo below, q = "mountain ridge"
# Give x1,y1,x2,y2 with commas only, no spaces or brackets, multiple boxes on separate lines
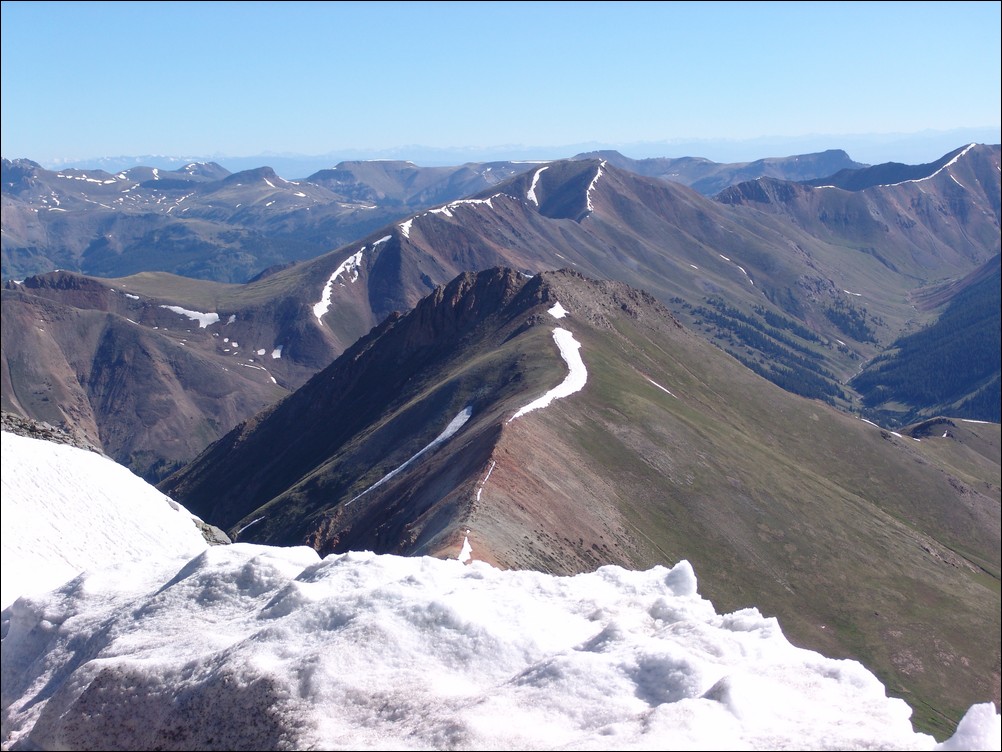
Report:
0,146,903,284
4,145,999,479
160,265,1001,739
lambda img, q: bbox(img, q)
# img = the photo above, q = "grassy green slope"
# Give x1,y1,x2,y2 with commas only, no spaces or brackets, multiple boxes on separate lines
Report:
473,275,1000,740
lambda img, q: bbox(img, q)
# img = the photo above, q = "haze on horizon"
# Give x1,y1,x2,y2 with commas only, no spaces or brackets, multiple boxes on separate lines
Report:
1,1,1000,169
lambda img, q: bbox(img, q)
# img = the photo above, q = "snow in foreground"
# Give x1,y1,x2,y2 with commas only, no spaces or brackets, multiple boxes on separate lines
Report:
1,433,999,751
0,432,209,610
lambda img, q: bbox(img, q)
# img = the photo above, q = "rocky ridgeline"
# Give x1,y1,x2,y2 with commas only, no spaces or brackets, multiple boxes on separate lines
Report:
1,411,103,454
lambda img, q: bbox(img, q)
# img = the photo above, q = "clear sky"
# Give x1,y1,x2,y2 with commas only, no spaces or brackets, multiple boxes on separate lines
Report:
2,430,999,749
1,1,1000,167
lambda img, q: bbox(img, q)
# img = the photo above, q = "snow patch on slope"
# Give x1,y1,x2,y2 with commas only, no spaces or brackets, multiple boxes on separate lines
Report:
314,249,365,321
159,305,220,328
508,327,587,422
527,165,549,206
348,406,474,505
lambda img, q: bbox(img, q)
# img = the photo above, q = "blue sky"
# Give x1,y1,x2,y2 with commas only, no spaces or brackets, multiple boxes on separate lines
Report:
2,1,1000,168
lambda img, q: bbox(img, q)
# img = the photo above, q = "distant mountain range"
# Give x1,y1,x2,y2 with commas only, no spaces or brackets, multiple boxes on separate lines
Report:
2,149,863,284
1,157,535,284
1,142,999,739
3,144,998,481
36,125,1002,174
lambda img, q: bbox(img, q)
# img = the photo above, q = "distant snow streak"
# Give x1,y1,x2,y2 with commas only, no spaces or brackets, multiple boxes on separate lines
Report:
476,460,497,502
646,378,676,398
429,195,498,219
313,249,365,321
880,143,976,187
527,165,549,206
585,161,606,212
56,173,111,185
235,517,264,536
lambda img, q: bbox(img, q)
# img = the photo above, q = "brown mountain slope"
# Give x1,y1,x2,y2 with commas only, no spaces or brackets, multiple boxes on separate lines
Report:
1,273,288,478
2,149,872,283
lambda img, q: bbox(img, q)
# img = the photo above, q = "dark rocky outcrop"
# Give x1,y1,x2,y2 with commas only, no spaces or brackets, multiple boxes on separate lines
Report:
1,410,103,454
